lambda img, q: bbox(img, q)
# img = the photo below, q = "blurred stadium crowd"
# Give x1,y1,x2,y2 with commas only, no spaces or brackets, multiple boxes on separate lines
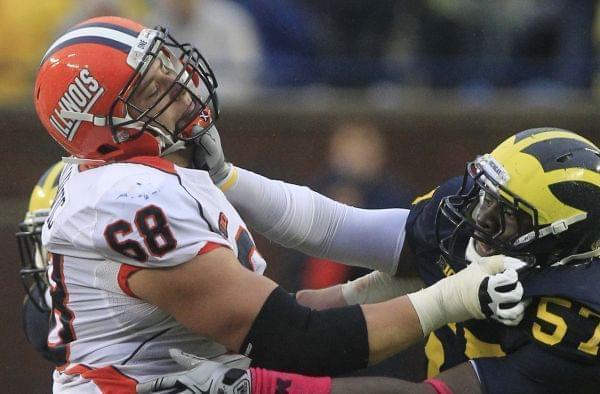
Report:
1,0,598,106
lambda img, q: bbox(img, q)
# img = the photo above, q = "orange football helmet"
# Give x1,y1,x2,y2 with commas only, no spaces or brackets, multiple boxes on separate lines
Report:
34,16,219,161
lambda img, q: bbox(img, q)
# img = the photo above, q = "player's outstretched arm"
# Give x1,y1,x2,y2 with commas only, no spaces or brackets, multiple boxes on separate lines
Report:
296,271,424,310
193,126,407,275
297,254,527,328
138,348,482,394
128,245,521,375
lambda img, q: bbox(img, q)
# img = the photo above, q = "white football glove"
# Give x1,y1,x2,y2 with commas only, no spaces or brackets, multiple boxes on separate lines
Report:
192,125,232,186
480,267,530,326
136,349,251,394
465,239,530,325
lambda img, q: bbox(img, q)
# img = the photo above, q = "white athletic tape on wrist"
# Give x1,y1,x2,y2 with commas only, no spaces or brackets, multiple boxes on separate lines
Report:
407,256,504,336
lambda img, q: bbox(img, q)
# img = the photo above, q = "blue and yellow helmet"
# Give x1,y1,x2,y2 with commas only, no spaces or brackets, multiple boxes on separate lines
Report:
438,128,600,267
17,161,65,311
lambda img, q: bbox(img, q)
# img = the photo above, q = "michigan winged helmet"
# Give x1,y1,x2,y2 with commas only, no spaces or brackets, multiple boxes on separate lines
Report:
438,128,600,267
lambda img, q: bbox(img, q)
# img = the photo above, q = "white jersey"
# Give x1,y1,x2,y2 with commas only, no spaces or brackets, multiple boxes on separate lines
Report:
42,157,266,392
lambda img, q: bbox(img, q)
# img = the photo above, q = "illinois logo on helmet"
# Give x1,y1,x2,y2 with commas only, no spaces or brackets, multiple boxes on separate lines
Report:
438,127,600,267
34,16,219,162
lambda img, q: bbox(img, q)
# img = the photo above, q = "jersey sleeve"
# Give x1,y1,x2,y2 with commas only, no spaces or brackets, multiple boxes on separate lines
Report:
474,343,600,394
405,176,466,256
404,176,469,282
92,169,229,268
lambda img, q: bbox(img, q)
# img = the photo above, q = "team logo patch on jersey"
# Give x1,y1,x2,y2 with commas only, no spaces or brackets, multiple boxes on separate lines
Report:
218,212,229,238
49,68,104,141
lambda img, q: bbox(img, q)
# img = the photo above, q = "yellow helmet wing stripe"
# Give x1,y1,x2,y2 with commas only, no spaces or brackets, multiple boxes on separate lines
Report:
492,130,600,225
28,161,66,212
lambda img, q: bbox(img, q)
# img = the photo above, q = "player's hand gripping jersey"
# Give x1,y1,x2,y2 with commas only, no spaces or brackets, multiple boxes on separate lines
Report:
42,158,266,391
407,176,600,393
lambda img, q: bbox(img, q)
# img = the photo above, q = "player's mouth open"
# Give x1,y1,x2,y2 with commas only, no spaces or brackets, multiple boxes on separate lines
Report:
176,100,201,131
475,239,495,256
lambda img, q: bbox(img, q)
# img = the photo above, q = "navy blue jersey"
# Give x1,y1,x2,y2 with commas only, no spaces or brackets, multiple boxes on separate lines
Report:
406,177,600,393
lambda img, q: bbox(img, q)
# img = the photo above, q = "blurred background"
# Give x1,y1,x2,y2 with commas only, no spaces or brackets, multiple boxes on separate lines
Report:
2,0,600,390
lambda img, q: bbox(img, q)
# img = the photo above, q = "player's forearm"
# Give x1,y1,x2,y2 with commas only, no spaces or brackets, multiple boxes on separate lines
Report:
222,166,407,274
361,296,424,364
294,288,477,366
295,272,426,311
363,255,513,363
342,271,424,305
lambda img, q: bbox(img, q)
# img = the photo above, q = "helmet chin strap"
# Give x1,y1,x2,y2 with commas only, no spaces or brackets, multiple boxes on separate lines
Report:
61,109,187,157
61,110,145,130
514,212,588,246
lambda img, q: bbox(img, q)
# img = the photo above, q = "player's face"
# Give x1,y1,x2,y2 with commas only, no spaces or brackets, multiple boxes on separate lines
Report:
129,52,196,132
472,191,532,256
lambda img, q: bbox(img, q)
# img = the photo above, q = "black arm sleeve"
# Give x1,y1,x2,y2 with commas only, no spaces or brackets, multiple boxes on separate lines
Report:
241,286,369,376
474,343,600,394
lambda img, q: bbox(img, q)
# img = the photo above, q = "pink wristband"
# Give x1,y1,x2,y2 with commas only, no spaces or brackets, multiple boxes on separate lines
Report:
425,378,454,394
250,367,332,394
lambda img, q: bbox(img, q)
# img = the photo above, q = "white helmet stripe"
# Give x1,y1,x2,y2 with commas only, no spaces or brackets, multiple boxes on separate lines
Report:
42,26,138,63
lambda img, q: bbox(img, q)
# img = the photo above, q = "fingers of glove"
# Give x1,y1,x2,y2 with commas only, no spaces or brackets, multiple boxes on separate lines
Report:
191,144,208,170
170,348,208,369
137,375,184,393
488,268,519,288
488,272,523,304
199,126,221,155
490,297,531,327
492,314,523,327
489,292,522,306
492,299,528,326
494,300,526,321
